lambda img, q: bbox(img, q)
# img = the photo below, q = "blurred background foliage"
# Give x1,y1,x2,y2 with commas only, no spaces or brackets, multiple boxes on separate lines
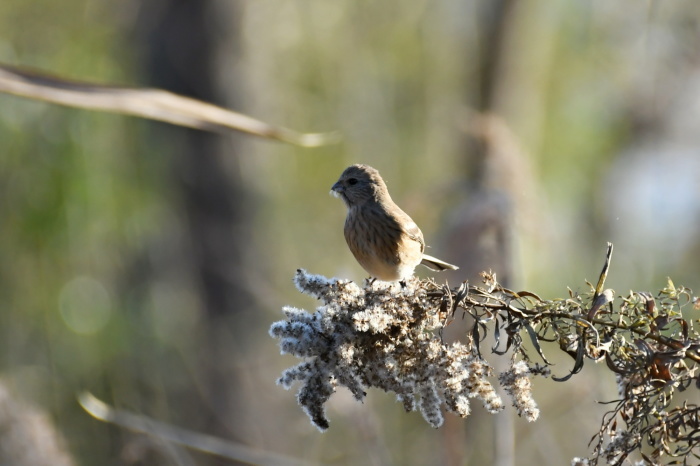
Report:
0,0,699,464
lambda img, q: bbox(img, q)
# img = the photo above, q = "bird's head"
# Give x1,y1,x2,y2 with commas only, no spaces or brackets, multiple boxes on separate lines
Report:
331,164,389,208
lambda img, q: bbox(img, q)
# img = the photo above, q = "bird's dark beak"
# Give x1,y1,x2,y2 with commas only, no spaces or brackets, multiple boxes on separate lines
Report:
330,182,343,198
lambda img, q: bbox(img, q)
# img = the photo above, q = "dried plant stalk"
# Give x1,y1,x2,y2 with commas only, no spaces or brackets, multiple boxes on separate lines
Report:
272,244,700,465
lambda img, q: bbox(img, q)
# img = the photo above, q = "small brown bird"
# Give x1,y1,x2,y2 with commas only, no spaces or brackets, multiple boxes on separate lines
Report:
331,164,458,282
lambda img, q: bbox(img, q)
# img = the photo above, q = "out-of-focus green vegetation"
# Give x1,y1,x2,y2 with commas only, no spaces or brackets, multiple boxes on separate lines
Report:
0,1,169,463
0,0,699,464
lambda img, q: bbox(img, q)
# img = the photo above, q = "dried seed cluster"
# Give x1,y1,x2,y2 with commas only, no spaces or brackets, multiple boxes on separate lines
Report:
270,270,539,430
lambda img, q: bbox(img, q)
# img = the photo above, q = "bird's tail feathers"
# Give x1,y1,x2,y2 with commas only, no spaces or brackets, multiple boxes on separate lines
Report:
420,254,459,272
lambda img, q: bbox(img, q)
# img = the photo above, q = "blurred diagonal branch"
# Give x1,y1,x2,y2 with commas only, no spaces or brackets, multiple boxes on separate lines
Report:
0,63,340,147
78,392,305,466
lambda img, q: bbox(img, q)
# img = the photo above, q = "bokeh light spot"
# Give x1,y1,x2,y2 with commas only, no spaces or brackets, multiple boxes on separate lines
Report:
59,276,112,335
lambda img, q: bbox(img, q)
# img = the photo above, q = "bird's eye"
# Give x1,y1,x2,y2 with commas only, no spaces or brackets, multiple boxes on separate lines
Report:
347,178,358,185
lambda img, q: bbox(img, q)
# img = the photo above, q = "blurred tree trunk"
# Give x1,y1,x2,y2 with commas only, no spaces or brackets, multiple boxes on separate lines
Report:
133,0,255,454
444,0,518,287
442,1,519,465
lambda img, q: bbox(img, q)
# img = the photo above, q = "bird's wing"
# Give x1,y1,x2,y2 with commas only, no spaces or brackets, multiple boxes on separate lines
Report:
398,215,425,252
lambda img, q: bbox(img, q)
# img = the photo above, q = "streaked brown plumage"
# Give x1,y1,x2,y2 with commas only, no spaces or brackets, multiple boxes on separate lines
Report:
331,164,458,282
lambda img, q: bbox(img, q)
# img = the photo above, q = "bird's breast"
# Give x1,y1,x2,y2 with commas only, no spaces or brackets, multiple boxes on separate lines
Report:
343,206,423,281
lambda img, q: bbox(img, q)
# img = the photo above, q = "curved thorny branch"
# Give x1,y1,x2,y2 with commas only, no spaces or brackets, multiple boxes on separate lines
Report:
270,243,700,465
